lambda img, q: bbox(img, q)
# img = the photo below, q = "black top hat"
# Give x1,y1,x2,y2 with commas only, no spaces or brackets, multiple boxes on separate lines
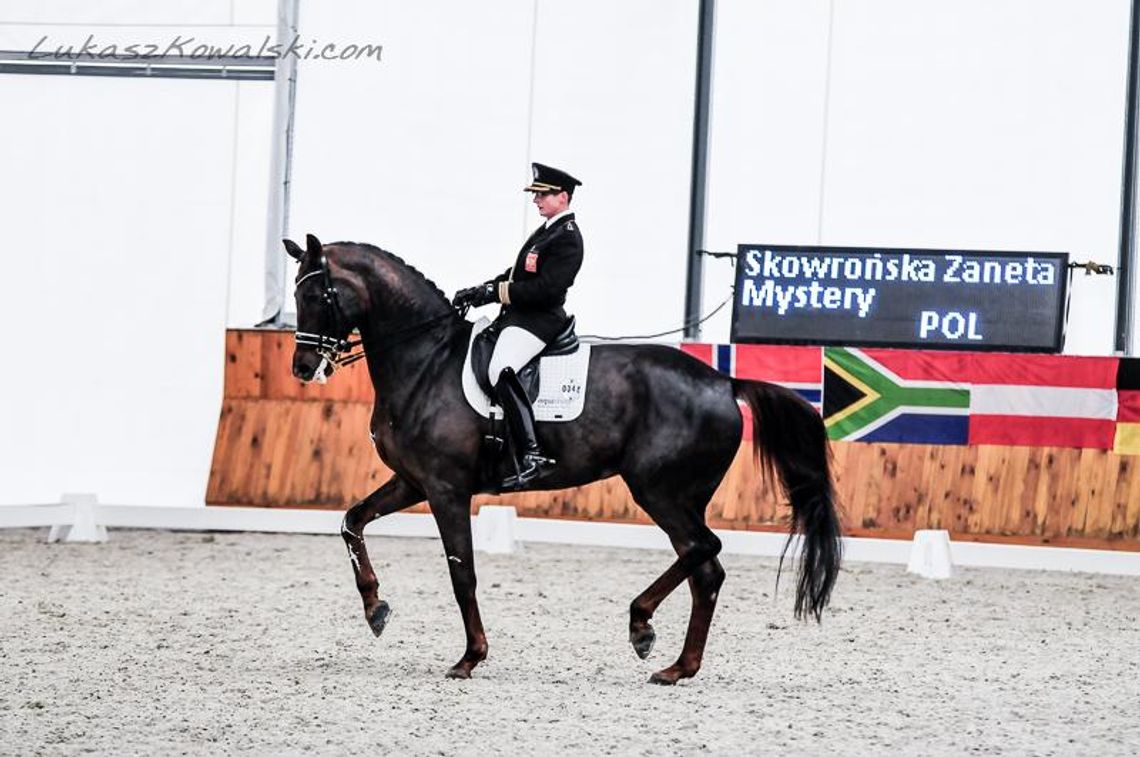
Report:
523,163,582,195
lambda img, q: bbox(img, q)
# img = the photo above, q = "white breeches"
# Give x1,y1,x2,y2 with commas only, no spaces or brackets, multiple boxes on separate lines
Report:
488,326,546,385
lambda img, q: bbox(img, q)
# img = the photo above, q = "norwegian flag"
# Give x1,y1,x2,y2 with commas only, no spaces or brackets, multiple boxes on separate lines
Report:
679,343,823,442
680,343,822,410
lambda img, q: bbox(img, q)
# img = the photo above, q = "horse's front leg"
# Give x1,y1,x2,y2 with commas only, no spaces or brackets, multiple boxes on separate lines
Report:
428,488,487,679
341,475,424,636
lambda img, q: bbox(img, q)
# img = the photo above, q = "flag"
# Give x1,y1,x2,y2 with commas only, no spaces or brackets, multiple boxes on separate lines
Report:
1114,358,1140,454
683,343,1126,451
680,343,824,442
966,354,1118,449
679,342,716,368
823,347,970,444
679,343,823,410
733,344,823,410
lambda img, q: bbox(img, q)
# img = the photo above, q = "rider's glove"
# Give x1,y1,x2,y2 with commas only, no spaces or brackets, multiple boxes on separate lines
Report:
452,281,498,309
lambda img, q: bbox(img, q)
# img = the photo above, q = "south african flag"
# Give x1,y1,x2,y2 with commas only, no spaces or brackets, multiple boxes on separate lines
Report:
823,347,971,444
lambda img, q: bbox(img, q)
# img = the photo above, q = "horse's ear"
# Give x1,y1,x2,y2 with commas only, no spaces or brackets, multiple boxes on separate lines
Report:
282,238,304,261
305,234,323,257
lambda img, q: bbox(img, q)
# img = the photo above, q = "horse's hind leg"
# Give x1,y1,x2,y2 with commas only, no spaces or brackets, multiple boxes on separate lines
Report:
648,556,726,685
627,524,720,655
341,476,423,636
627,516,723,681
622,448,732,682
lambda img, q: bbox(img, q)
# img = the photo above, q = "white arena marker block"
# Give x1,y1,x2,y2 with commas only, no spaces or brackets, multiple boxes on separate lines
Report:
474,505,517,554
48,493,108,544
906,529,953,579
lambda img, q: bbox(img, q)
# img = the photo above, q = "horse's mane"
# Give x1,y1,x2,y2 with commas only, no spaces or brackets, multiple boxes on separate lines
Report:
335,241,451,306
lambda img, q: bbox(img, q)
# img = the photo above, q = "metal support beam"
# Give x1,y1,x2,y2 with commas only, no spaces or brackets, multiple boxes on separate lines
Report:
683,0,716,340
261,0,301,325
0,50,274,80
1117,0,1140,354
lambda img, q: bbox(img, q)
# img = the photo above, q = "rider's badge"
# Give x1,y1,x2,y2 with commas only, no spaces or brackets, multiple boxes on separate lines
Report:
566,221,576,232
525,250,539,272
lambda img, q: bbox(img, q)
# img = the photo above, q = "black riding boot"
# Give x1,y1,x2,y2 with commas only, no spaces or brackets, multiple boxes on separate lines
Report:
494,368,555,490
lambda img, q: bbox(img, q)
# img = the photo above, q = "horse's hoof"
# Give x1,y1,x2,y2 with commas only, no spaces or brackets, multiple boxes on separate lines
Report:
648,667,682,686
445,665,472,680
630,626,656,660
367,602,392,638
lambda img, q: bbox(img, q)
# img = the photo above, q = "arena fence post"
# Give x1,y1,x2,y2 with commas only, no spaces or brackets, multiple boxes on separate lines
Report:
47,493,108,544
906,529,953,579
474,505,518,554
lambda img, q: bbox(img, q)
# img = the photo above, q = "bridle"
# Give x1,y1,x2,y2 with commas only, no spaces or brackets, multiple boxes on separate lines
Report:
294,255,366,373
294,254,458,378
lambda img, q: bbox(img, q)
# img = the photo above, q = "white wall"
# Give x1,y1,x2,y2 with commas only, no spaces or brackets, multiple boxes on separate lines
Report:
287,0,535,305
703,0,1132,355
0,1,274,506
526,1,697,337
1135,227,1140,355
287,0,698,337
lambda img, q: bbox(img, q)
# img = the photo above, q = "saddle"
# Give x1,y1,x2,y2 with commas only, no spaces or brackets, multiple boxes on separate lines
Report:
463,317,587,493
470,317,580,401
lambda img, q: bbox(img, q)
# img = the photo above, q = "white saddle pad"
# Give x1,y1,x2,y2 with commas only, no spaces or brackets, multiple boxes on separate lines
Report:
462,317,591,422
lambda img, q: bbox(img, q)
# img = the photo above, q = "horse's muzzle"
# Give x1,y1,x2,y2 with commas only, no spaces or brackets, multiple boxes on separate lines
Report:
293,350,332,384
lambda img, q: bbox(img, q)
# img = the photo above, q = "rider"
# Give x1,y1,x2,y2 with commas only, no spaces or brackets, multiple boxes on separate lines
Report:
452,162,584,489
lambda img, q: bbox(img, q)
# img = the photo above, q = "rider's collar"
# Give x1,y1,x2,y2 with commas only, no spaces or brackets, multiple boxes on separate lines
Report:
544,209,574,229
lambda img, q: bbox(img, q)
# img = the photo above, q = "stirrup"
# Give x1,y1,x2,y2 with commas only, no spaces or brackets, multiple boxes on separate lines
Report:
500,453,555,490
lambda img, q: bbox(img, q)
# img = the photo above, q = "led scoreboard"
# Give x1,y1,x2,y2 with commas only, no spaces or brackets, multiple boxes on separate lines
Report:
730,245,1068,352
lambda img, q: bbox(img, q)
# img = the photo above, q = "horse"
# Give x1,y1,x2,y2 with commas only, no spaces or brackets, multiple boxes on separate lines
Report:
284,233,842,684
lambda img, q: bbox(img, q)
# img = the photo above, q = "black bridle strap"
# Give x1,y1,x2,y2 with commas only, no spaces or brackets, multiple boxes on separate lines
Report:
320,254,349,336
295,258,356,355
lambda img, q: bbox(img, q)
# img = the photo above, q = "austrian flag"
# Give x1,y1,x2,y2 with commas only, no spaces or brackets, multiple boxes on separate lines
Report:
966,354,1118,448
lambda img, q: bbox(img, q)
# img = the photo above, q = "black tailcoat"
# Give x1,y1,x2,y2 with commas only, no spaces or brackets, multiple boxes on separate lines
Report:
492,213,583,342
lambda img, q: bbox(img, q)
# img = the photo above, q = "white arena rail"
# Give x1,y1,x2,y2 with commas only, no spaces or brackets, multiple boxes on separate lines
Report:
2,494,1140,576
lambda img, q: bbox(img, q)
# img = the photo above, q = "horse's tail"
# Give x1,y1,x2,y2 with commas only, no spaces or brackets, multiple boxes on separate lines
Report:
732,379,842,622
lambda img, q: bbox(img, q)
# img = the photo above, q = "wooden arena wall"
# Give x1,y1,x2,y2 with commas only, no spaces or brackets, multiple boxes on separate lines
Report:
207,330,1140,551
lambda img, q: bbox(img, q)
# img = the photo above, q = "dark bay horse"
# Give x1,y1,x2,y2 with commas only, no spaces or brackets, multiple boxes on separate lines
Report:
284,234,842,684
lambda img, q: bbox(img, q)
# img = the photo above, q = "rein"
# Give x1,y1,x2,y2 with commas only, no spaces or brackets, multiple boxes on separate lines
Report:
365,310,457,354
294,255,456,370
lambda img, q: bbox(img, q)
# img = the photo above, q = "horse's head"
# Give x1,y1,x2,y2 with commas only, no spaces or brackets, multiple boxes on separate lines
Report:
284,234,366,384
